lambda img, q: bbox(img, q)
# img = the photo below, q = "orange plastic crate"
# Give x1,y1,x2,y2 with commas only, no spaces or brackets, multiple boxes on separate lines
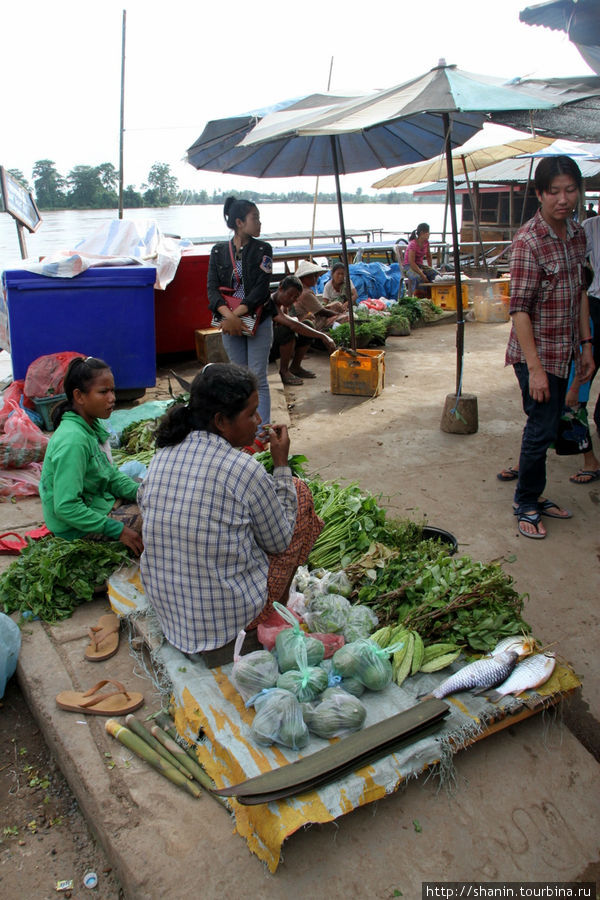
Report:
330,348,385,397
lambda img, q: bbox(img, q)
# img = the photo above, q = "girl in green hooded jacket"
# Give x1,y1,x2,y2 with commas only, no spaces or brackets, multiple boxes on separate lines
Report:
40,357,143,556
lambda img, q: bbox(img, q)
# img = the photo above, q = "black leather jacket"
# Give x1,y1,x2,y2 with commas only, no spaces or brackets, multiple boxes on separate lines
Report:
207,237,274,317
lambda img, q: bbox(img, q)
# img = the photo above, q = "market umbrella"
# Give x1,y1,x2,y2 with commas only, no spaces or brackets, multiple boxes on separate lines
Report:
188,63,598,403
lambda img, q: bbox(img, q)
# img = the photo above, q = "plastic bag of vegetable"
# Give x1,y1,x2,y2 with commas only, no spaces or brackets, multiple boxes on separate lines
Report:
250,688,309,749
332,637,405,691
303,593,351,634
276,637,328,702
230,631,279,703
342,605,379,643
257,605,303,652
319,570,352,598
273,602,325,672
302,688,367,739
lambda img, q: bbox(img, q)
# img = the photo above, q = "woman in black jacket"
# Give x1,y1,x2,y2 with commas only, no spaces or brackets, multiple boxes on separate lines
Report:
207,197,274,452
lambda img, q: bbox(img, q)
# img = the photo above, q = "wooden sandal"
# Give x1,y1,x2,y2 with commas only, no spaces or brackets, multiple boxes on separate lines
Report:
85,614,120,662
56,678,144,716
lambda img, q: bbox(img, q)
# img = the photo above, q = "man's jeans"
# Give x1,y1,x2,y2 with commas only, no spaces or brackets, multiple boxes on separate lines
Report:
513,362,568,511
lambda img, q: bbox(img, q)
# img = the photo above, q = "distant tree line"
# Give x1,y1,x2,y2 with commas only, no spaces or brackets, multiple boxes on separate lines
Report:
7,161,438,210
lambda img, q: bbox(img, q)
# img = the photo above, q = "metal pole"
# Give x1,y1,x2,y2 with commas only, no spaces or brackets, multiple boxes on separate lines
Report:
118,10,126,220
16,223,28,259
330,135,356,352
310,56,334,256
443,113,464,397
461,156,489,280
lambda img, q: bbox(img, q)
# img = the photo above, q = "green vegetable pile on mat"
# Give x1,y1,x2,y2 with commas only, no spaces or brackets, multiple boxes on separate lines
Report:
354,547,528,653
330,316,388,348
112,419,157,466
0,538,130,623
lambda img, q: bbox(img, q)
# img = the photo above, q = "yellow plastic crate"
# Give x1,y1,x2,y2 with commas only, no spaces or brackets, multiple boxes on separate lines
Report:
330,348,385,397
430,282,469,311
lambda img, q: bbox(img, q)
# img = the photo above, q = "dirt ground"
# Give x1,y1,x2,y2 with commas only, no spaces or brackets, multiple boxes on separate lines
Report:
1,316,599,897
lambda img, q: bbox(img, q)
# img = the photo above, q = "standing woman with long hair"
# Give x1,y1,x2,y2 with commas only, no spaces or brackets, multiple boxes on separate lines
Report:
207,197,275,453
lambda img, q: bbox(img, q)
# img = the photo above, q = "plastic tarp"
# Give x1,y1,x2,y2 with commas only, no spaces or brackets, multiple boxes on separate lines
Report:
317,262,401,302
16,220,192,290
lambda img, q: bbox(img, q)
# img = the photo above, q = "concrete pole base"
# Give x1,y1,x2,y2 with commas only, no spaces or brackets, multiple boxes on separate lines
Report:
440,393,479,434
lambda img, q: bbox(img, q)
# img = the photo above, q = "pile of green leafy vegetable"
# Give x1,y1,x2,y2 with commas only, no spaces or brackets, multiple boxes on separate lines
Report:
354,547,528,652
330,315,388,348
254,452,308,478
0,538,130,623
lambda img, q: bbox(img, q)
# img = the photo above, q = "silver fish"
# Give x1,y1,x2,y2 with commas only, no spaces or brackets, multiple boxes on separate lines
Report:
491,635,536,657
432,650,519,699
486,653,556,702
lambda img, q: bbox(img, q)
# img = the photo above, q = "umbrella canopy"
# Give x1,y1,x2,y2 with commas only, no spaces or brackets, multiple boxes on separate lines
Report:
491,75,600,141
188,62,599,387
370,135,555,189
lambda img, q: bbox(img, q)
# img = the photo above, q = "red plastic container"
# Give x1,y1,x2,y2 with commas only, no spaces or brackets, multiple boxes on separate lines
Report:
154,249,212,354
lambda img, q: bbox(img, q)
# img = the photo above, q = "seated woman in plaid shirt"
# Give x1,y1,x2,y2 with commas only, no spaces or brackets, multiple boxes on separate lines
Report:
139,364,323,665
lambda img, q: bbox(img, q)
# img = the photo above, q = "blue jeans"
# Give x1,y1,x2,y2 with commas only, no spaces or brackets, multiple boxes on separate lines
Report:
513,362,568,511
221,316,273,430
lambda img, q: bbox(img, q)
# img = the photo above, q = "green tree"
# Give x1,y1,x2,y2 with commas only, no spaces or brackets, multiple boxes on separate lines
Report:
97,162,118,191
67,165,118,209
143,162,178,206
7,169,30,191
32,159,66,209
123,185,143,207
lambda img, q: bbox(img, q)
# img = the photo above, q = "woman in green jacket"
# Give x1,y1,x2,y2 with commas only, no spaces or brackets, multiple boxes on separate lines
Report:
40,357,143,556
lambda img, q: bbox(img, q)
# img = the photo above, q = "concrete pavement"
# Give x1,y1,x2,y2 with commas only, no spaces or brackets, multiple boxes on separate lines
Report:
6,325,600,898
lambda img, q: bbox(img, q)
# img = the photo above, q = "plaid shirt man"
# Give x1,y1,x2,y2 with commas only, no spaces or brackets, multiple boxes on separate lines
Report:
139,431,297,653
506,209,587,378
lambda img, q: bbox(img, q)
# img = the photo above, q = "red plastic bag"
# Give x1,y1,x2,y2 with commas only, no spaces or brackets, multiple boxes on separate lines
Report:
0,461,43,498
24,351,85,400
0,401,49,468
0,381,28,431
308,632,345,659
257,607,303,651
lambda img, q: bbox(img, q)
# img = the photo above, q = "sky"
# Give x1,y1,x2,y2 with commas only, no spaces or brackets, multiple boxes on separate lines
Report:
1,0,595,198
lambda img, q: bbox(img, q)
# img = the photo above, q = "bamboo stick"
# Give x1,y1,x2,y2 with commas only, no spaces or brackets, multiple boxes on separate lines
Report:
125,715,193,780
151,724,217,793
154,714,229,810
156,711,202,762
105,719,201,799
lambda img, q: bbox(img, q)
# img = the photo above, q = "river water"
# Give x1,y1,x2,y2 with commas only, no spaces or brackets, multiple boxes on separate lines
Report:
0,202,458,270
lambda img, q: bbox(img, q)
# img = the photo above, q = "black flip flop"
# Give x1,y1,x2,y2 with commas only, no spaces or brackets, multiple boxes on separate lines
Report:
497,466,518,482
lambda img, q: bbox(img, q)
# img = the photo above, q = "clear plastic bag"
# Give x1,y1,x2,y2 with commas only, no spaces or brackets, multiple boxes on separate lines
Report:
0,401,49,468
332,638,404,692
342,605,379,643
303,593,351,634
230,631,279,703
273,602,324,672
319,569,352,598
276,631,328,702
250,687,309,749
302,688,366,739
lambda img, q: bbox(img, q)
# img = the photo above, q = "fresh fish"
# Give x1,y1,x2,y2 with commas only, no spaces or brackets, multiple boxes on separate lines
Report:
431,650,519,699
491,634,537,657
486,653,556,702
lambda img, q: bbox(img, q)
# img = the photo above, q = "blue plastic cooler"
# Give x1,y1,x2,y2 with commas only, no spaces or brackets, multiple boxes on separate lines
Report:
0,266,157,387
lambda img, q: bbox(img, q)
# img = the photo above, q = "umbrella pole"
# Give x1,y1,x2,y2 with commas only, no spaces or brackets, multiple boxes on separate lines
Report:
440,113,478,435
460,156,489,281
330,135,356,352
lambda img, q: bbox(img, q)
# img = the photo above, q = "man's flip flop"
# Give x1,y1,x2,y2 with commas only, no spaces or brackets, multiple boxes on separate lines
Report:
497,467,518,482
85,614,120,661
280,372,303,385
538,499,572,519
517,511,546,540
290,367,317,379
569,469,600,485
56,678,144,716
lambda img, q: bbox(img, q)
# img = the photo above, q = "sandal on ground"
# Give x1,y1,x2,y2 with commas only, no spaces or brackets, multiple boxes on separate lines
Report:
85,614,120,662
496,466,519,482
516,510,546,540
569,469,600,485
289,366,317,379
56,678,144,716
0,532,29,555
280,372,303,385
538,498,572,519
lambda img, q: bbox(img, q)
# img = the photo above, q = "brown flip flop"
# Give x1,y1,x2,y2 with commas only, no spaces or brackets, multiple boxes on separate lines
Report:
56,678,144,716
85,614,120,661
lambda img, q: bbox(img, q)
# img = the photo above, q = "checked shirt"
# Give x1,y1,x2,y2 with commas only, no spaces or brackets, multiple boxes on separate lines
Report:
506,209,587,378
139,431,297,652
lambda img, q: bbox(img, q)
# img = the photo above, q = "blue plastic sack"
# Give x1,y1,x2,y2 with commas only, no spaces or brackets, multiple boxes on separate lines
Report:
0,612,21,698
